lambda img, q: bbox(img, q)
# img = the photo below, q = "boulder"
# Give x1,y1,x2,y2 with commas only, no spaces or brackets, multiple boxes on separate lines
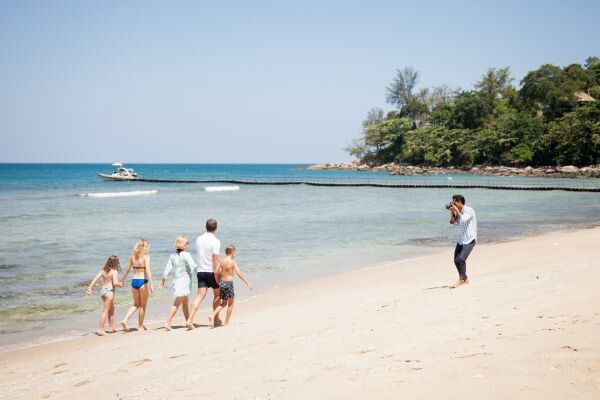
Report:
559,165,579,173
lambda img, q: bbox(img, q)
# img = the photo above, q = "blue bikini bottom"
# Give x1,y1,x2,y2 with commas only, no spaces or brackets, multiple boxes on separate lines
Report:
132,279,148,289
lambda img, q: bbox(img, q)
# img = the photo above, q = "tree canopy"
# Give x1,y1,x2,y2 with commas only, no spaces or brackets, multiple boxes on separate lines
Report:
347,58,600,167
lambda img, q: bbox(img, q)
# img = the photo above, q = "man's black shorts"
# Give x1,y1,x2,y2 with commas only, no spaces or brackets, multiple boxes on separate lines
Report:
196,271,219,289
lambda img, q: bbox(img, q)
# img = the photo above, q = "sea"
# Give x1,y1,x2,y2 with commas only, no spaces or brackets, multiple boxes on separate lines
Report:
1,163,599,351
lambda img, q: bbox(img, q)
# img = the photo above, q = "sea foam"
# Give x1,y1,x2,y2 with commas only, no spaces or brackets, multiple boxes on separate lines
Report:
78,190,158,198
204,185,240,192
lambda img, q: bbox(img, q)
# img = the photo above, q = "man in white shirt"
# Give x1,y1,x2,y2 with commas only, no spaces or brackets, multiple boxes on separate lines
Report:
448,194,477,289
186,219,222,329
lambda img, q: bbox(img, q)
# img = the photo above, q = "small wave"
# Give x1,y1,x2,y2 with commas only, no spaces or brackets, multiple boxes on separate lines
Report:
78,190,158,198
204,185,240,192
403,236,454,247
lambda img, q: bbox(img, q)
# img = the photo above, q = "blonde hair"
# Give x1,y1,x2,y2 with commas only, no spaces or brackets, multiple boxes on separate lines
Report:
132,239,150,259
173,235,188,251
225,244,236,255
103,255,120,273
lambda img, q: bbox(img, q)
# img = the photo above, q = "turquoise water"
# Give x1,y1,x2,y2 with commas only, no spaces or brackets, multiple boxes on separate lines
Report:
1,163,599,350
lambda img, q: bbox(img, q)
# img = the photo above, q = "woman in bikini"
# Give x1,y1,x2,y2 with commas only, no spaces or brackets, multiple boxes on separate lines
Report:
120,239,154,331
86,255,123,336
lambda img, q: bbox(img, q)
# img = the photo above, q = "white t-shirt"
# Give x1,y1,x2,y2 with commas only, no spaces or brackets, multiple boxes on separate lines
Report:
195,232,221,273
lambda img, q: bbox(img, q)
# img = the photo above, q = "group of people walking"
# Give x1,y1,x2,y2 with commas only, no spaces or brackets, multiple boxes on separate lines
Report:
87,194,477,336
86,219,252,336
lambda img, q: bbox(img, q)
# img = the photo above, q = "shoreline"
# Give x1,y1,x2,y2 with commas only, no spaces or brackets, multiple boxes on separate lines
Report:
2,221,599,353
1,226,599,399
307,161,600,178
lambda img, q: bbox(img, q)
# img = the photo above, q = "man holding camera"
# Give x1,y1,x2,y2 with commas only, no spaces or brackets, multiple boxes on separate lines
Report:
447,194,477,288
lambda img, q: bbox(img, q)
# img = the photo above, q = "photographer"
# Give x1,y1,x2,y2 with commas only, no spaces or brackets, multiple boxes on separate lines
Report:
446,194,477,288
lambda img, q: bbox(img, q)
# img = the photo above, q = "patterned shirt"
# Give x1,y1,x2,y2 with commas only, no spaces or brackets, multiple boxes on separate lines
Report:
454,205,477,245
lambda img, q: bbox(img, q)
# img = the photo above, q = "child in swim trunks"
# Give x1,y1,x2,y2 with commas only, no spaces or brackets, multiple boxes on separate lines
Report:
86,255,123,336
208,245,252,327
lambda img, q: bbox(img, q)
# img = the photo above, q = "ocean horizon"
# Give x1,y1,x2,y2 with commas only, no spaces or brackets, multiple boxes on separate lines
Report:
1,163,599,351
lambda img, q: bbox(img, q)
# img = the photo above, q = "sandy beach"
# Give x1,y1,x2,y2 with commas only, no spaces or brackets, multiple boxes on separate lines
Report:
1,227,599,399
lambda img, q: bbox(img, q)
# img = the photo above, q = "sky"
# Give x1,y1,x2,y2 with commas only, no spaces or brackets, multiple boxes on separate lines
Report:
1,0,599,163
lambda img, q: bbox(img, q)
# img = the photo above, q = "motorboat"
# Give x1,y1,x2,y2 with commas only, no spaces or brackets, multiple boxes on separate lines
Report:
98,163,141,181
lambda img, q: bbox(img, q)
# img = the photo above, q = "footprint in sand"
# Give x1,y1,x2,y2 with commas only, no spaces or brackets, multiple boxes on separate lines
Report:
73,380,90,387
561,345,578,352
129,358,152,366
53,362,67,368
355,349,376,355
168,354,189,359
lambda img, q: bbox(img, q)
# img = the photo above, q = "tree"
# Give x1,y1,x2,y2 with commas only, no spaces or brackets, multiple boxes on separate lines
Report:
401,127,478,166
344,137,369,160
544,101,600,166
386,67,419,110
448,91,492,129
563,63,596,91
585,56,600,86
519,64,577,119
427,85,456,113
474,67,513,106
363,117,413,162
399,93,429,124
362,108,385,128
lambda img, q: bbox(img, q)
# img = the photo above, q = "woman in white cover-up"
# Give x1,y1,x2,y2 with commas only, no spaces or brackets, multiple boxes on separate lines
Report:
159,235,197,330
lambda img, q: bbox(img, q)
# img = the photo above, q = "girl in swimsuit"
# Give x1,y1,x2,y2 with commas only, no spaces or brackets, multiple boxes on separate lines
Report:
120,239,154,331
86,255,123,336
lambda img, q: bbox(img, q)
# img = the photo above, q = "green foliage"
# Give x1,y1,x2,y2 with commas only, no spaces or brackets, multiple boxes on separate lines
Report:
402,127,478,166
399,96,429,122
588,86,600,100
448,91,492,129
544,101,600,166
348,58,600,167
362,117,413,163
519,64,577,119
510,143,534,165
386,67,419,110
474,67,514,108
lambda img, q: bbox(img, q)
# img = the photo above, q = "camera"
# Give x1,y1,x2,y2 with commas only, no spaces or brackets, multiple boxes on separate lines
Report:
445,202,454,210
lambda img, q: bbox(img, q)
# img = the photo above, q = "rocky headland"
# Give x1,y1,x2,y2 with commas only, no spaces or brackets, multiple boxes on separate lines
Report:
307,161,600,178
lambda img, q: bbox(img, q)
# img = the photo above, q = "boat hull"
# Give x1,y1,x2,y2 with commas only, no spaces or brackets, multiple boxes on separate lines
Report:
98,173,139,181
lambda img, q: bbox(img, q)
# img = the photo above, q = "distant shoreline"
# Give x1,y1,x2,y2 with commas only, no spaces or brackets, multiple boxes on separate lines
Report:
307,161,600,178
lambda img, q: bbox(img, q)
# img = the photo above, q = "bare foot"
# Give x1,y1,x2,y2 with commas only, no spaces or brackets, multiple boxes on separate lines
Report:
97,330,106,336
120,321,129,332
186,320,195,330
163,324,171,331
208,316,214,328
449,279,469,289
110,327,117,333
138,325,147,331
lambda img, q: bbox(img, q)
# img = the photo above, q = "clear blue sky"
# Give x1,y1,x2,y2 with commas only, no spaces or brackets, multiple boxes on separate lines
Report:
1,0,599,163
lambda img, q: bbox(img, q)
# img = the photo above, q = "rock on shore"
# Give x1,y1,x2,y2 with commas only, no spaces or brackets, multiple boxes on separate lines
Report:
306,161,600,178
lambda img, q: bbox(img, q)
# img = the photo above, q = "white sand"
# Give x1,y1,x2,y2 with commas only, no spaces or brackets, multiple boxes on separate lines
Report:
1,227,599,399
